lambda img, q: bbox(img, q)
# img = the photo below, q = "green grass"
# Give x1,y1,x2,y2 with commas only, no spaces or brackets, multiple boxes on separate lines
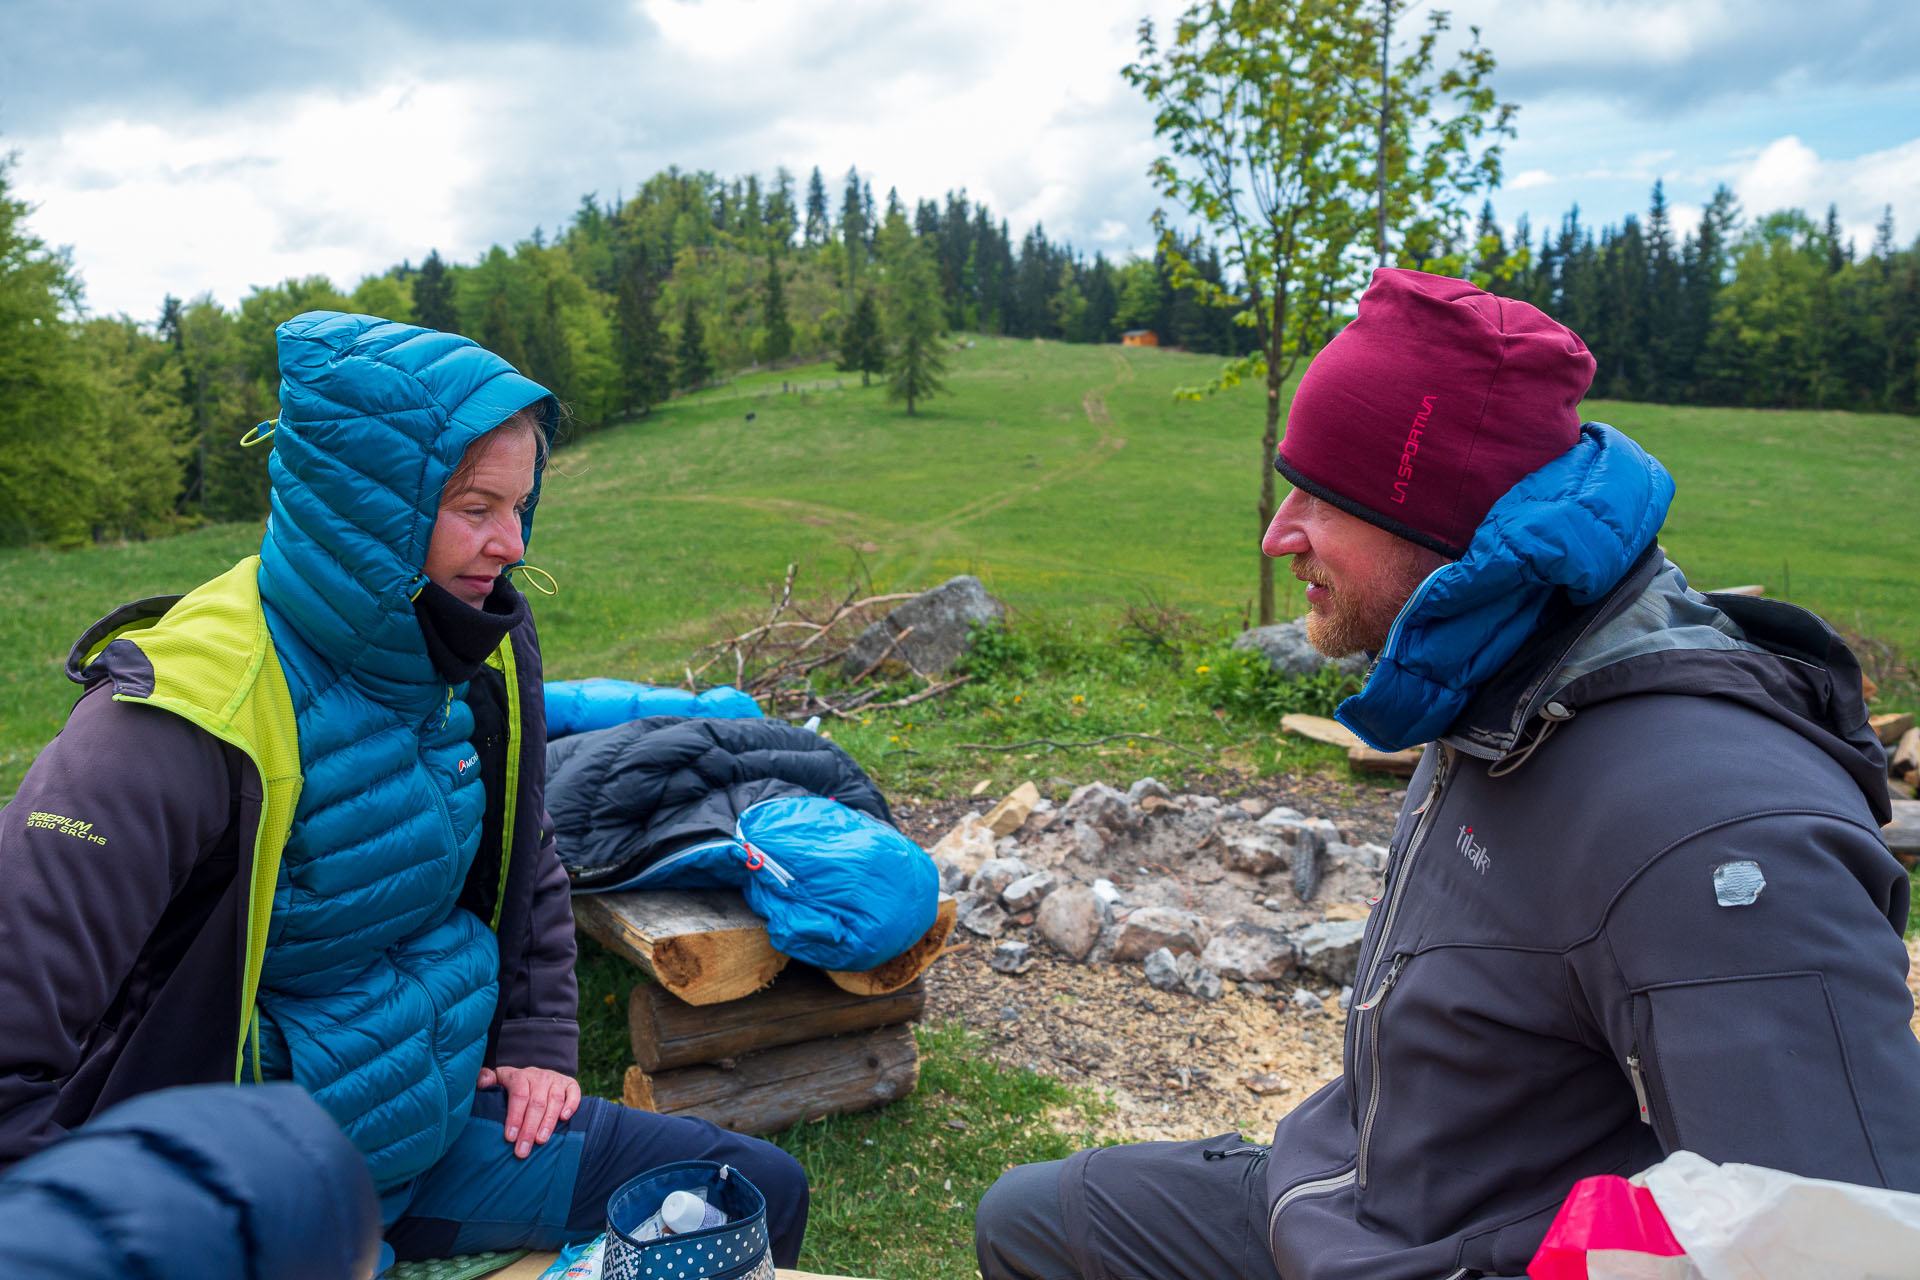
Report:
10,335,1915,800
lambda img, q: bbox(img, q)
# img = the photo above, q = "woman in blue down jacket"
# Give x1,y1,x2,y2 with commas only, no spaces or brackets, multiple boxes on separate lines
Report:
0,313,808,1269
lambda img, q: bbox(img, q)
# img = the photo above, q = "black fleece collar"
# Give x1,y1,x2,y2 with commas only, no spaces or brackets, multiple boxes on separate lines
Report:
415,576,527,686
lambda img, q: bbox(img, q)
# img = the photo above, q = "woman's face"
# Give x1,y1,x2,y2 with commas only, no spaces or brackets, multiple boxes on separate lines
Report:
424,427,539,607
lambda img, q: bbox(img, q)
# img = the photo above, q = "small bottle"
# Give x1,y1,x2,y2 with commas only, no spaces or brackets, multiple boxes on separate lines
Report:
635,1190,729,1241
661,1189,728,1235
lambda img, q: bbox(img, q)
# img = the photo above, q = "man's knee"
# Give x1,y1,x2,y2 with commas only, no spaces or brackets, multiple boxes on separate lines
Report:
975,1159,1077,1280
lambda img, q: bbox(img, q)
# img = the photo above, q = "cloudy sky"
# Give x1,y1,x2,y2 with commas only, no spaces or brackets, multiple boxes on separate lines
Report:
4,0,1917,320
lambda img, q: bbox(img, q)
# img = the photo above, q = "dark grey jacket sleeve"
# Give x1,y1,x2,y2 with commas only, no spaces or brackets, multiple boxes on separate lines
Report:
0,687,233,1166
1593,809,1920,1188
491,808,580,1074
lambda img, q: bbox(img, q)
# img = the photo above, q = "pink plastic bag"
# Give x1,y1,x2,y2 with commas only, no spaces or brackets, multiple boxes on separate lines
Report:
1529,1173,1693,1280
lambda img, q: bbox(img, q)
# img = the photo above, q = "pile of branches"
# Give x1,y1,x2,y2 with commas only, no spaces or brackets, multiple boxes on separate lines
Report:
682,563,971,720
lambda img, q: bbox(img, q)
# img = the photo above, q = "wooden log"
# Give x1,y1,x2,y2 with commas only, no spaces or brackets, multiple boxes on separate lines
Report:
1347,743,1423,777
827,894,958,997
574,889,788,1006
1280,713,1364,750
630,967,926,1072
1884,799,1920,869
1872,712,1915,746
1891,728,1920,785
623,1023,920,1134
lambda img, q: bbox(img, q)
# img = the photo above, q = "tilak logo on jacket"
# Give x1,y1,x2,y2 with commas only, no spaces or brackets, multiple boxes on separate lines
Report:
1456,824,1490,874
1390,395,1437,504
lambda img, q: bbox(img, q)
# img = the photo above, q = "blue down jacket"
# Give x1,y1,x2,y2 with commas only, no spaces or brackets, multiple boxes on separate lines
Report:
0,1084,379,1280
1262,423,1920,1279
253,312,556,1192
549,717,938,970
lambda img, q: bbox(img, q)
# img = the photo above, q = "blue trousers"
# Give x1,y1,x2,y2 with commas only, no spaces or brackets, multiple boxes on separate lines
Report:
381,1088,808,1271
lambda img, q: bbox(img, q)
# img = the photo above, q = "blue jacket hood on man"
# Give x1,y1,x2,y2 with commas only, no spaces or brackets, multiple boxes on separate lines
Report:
1259,421,1918,1280
1337,423,1674,753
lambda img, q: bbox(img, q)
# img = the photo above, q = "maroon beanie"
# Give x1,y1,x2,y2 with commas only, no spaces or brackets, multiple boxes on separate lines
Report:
1275,268,1595,558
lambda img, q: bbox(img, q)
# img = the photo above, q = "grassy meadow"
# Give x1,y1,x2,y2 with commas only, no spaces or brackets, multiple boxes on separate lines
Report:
6,335,1917,802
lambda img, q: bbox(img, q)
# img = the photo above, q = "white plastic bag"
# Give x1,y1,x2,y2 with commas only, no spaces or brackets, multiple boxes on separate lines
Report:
1636,1151,1920,1280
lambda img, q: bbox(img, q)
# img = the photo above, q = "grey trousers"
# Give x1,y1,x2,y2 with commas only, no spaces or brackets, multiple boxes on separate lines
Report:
973,1135,1282,1280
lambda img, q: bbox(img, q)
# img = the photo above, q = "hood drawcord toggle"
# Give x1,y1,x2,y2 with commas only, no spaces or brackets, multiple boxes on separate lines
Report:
1488,702,1574,778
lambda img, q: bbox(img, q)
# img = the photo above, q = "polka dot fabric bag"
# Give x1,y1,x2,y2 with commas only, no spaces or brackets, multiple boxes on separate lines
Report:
601,1161,774,1280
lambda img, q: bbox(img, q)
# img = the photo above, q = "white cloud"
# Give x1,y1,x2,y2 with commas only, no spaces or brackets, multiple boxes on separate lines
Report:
1731,134,1920,247
19,80,493,316
1509,169,1556,190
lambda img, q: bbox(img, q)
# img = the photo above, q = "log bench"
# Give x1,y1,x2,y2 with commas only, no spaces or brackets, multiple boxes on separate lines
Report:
576,887,955,1135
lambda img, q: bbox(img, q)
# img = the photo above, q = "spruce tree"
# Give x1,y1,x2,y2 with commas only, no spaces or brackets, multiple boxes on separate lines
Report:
836,291,884,386
760,255,793,365
877,209,948,415
676,299,714,390
414,250,458,331
804,167,830,248
615,242,671,414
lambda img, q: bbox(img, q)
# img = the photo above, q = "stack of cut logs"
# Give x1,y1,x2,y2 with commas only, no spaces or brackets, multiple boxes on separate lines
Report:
574,888,957,1134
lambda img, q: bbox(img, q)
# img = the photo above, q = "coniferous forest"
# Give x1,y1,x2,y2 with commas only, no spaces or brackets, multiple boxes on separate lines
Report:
1,155,1916,549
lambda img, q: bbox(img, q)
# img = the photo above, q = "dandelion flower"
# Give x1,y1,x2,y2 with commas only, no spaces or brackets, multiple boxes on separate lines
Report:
1072,694,1084,704
1196,665,1211,674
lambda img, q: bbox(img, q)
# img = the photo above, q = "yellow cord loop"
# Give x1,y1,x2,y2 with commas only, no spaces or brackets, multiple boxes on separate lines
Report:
512,563,559,597
240,419,278,447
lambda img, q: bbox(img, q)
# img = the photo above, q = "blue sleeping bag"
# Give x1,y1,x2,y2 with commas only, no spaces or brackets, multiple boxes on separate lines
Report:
597,795,938,973
546,678,762,738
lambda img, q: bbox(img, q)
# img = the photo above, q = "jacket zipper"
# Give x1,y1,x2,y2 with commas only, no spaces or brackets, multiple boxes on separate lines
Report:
587,840,740,892
1355,954,1407,1188
1347,748,1453,1087
1267,1165,1358,1238
1627,1046,1652,1125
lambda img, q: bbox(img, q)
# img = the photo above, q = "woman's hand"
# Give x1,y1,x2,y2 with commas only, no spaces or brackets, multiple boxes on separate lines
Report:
478,1065,582,1158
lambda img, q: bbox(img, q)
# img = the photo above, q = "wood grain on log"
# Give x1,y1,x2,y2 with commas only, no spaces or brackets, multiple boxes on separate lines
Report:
630,967,926,1071
574,889,788,1006
1280,713,1365,750
1347,743,1422,777
1891,728,1920,785
623,1023,920,1134
827,894,958,996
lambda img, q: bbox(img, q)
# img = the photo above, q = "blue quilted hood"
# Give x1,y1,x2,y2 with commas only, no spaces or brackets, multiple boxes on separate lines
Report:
259,311,556,689
1336,423,1675,752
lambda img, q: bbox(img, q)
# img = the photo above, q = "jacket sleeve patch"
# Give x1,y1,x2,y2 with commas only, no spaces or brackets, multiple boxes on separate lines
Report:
23,812,107,846
1712,860,1765,907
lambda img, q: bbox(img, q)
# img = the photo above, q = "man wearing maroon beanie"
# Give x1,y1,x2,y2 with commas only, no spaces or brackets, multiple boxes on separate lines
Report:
976,269,1920,1280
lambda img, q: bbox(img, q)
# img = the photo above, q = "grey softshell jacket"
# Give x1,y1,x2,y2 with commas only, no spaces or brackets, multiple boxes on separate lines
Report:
1264,552,1920,1280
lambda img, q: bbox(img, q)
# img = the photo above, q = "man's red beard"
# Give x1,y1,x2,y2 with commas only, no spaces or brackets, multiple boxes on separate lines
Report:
1295,542,1434,658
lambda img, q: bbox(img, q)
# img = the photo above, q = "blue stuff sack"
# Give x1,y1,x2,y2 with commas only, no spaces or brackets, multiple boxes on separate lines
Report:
735,795,939,971
546,679,762,738
601,1161,772,1280
588,795,939,973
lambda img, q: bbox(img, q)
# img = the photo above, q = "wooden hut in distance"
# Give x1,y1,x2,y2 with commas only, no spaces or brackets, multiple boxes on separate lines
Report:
1121,329,1159,347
